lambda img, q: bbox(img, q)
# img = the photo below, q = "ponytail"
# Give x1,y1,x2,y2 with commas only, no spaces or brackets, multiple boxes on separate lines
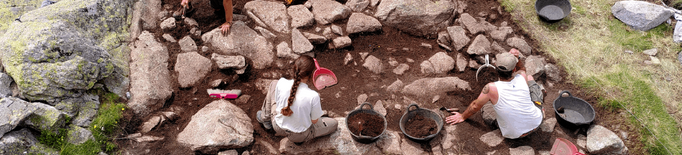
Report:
281,68,300,116
281,55,315,117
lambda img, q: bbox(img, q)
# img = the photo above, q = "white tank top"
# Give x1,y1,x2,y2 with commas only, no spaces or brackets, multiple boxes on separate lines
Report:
493,74,542,139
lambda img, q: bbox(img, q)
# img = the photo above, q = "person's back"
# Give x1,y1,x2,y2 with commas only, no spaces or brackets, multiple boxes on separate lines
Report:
493,74,542,139
273,77,323,132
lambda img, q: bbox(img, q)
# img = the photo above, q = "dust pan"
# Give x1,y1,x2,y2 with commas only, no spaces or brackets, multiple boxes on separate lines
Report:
550,138,584,155
312,58,337,90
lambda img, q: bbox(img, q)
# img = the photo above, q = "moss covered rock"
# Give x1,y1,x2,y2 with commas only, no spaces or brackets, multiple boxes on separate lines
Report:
0,0,134,103
0,128,58,155
0,97,37,138
24,102,68,133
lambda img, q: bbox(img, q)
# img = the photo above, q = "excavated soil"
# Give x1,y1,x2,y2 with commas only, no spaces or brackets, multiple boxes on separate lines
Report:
347,113,385,137
114,0,646,154
405,113,438,138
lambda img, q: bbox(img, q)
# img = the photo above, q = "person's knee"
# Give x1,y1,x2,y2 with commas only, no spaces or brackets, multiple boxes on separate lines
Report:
323,117,338,129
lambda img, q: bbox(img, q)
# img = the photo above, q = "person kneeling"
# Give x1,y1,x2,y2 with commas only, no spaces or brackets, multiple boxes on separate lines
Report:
445,49,544,139
257,55,338,144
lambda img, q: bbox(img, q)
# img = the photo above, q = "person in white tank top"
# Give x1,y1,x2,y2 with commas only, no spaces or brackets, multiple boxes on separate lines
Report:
445,49,544,139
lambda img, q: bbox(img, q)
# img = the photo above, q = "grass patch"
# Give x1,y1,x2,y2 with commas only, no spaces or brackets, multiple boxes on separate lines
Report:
37,92,126,154
499,0,682,153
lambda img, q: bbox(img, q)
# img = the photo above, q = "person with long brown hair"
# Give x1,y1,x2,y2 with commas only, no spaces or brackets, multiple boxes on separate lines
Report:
257,55,338,144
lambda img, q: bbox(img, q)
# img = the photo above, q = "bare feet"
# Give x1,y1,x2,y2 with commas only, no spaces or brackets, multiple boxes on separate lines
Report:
221,22,232,35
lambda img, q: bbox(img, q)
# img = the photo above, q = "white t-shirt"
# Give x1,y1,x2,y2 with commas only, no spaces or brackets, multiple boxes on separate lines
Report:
274,78,324,133
493,74,543,139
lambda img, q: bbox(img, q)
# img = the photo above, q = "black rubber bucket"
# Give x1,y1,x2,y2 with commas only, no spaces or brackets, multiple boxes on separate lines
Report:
399,103,443,142
346,102,387,143
553,91,595,129
535,0,571,22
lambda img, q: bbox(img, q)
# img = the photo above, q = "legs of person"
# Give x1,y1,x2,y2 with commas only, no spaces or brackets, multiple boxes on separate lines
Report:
258,81,278,128
311,117,338,138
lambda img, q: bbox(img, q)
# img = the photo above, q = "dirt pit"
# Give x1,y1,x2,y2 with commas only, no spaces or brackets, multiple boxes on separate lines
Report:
347,113,385,137
114,0,646,154
405,113,438,138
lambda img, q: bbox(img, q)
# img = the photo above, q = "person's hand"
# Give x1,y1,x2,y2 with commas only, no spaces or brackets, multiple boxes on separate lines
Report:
445,112,465,125
509,48,522,58
181,0,189,8
220,22,232,35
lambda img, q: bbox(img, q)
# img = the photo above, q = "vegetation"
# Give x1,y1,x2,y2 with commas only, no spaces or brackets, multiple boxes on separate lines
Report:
499,0,682,154
37,92,126,154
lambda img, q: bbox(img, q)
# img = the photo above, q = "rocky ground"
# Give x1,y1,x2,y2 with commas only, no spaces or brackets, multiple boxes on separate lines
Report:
0,0,641,154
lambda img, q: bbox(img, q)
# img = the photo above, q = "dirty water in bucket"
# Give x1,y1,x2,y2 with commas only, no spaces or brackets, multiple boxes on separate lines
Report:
560,109,586,123
539,5,564,20
405,113,438,138
348,113,384,137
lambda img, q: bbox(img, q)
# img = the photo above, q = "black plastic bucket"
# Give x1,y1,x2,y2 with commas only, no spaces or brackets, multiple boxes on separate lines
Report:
535,0,571,22
553,91,595,129
399,103,443,142
346,102,387,143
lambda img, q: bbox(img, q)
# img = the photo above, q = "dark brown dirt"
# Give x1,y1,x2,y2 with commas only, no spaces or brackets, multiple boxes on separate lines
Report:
405,113,438,138
347,113,385,137
476,66,498,87
113,0,646,154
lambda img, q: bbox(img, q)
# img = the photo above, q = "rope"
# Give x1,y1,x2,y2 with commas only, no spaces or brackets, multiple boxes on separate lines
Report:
586,76,673,155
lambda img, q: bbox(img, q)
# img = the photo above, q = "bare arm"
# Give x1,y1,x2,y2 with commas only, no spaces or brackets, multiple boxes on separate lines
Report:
446,84,493,125
312,119,318,124
220,0,234,34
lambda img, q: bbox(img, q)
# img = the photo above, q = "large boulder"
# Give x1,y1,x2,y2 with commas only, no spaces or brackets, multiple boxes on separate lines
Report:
507,37,532,56
0,20,114,103
401,77,470,97
244,1,290,34
202,21,274,69
0,128,58,155
375,0,456,37
587,125,628,154
21,0,133,99
129,31,173,115
212,53,248,74
611,1,674,31
175,52,212,88
310,0,352,25
279,118,383,154
346,13,382,34
0,97,37,138
177,100,254,154
426,52,455,74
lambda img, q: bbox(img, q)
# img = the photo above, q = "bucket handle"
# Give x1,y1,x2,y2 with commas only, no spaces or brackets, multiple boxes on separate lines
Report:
406,103,420,114
358,102,374,110
559,90,573,98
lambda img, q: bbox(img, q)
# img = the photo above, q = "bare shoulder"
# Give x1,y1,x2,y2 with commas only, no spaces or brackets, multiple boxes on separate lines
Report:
482,83,497,94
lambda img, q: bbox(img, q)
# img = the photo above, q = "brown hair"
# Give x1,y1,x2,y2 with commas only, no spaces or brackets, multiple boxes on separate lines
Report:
281,55,316,116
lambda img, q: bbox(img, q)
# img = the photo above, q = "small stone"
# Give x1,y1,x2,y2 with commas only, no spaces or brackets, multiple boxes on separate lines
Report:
643,48,658,56
541,118,557,132
577,134,587,148
620,131,628,140
331,24,344,35
402,48,410,51
201,46,209,53
509,146,534,155
406,58,415,63
469,59,481,69
393,64,410,75
480,129,504,147
437,31,452,51
363,55,384,74
624,50,634,54
210,79,223,88
456,53,467,72
650,56,661,65
162,34,176,42
303,32,327,44
160,18,176,30
332,36,352,49
388,57,399,66
179,36,198,52
420,43,432,49
292,29,314,54
432,95,440,103
184,18,199,28
386,79,403,93
323,27,334,39
190,27,201,38
375,100,387,116
344,53,354,65
394,104,402,110
254,26,276,40
359,52,369,61
140,116,163,133
357,94,368,104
